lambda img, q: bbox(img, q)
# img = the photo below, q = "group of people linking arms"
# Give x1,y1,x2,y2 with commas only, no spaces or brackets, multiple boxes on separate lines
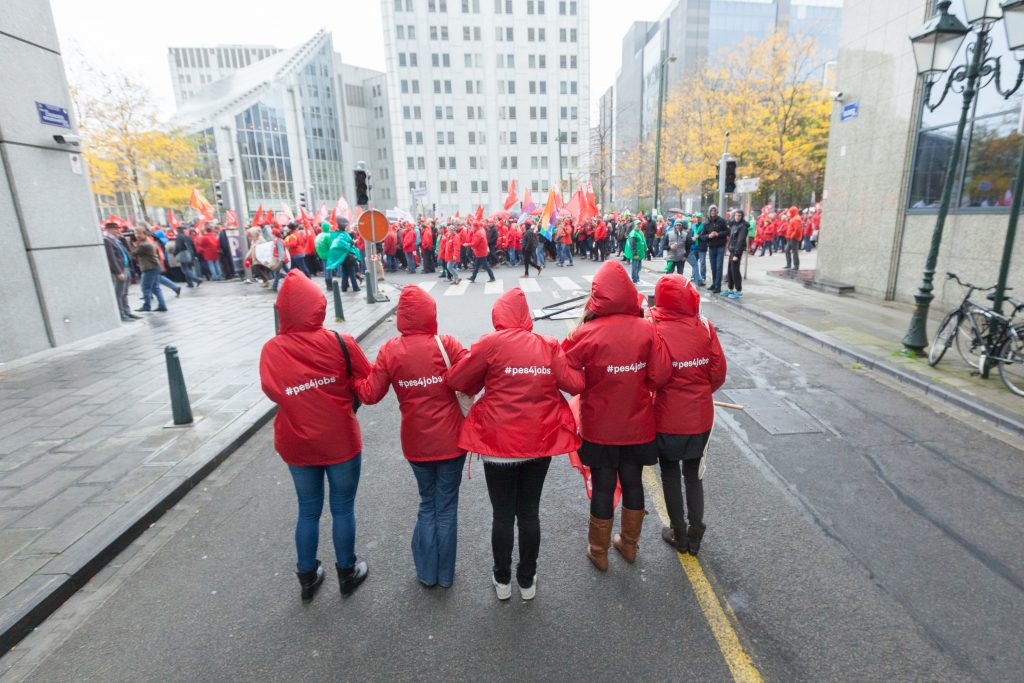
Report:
259,260,726,602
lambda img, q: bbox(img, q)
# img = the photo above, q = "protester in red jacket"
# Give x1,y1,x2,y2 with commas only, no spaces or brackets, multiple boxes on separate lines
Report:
467,225,496,283
402,226,417,274
259,270,370,600
420,223,435,273
562,260,672,570
785,207,803,270
440,224,462,283
355,285,468,588
649,275,726,556
448,288,583,600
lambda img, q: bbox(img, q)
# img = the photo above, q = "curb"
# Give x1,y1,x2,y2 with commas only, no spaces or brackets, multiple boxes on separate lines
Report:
719,298,1024,439
0,303,397,655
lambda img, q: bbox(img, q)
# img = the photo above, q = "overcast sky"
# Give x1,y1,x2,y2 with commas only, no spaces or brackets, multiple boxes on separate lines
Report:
51,0,667,119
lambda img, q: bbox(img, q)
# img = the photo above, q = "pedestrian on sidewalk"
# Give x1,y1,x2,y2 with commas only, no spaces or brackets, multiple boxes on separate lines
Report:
665,219,692,275
687,215,707,286
172,228,201,288
402,224,418,274
648,276,726,556
197,227,222,281
102,222,138,321
562,261,672,571
356,286,470,588
259,270,371,601
784,207,802,271
442,224,462,284
467,223,496,283
131,227,168,313
421,222,436,273
521,222,544,277
325,219,360,293
448,288,583,601
285,223,311,277
704,206,728,294
725,210,748,298
624,221,647,284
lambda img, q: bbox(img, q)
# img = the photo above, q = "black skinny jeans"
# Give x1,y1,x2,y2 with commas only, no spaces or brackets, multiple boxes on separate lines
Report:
727,254,742,292
483,458,551,586
658,458,704,529
589,462,645,519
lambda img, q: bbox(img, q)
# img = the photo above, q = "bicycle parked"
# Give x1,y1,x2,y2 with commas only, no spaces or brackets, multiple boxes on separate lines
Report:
928,272,1024,396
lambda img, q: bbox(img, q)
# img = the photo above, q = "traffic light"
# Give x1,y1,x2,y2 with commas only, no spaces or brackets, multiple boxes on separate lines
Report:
725,160,737,193
354,169,370,206
298,191,307,210
214,182,224,208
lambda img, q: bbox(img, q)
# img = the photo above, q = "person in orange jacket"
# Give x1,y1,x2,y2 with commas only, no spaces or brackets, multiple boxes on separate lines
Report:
784,207,803,270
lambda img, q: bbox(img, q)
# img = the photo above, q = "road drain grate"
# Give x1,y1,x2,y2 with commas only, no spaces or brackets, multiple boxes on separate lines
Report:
721,388,823,435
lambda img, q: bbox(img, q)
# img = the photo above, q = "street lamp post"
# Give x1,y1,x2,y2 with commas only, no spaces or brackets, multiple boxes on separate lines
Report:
652,52,677,215
903,1,991,351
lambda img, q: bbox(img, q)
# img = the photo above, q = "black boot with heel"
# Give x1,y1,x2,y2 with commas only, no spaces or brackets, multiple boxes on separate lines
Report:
338,559,369,597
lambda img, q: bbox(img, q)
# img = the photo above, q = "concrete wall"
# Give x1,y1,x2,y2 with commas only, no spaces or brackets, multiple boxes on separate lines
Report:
0,0,119,362
819,1,1024,310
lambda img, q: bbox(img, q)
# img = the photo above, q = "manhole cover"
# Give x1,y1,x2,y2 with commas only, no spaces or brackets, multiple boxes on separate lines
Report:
785,306,831,317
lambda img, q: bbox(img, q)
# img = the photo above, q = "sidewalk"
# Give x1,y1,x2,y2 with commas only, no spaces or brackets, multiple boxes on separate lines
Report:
0,277,397,652
644,250,1024,435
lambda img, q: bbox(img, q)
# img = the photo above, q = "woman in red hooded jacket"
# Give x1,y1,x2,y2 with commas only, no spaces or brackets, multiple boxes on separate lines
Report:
448,288,583,601
442,224,462,284
355,286,469,588
259,270,371,601
649,275,726,555
562,260,672,571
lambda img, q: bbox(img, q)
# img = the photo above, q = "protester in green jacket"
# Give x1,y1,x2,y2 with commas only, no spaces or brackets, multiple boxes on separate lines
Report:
325,218,361,292
624,224,647,284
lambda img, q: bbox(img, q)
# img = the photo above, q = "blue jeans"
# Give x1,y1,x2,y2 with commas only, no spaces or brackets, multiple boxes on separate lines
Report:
687,251,706,283
558,243,573,266
341,260,360,291
139,268,166,310
287,454,362,572
708,246,725,291
630,258,642,283
469,256,494,281
535,244,546,266
507,247,518,265
408,455,466,587
385,254,398,272
405,252,417,273
291,254,311,276
205,259,222,280
271,262,291,291
179,262,200,286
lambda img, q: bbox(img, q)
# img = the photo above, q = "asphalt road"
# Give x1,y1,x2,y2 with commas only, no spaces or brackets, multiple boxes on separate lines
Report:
3,257,1022,682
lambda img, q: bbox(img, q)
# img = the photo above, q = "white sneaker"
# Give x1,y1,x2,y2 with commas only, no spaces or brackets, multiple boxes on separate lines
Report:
519,575,537,601
492,575,512,601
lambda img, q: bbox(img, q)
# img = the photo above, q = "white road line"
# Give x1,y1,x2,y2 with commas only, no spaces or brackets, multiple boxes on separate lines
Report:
553,276,578,290
415,281,437,293
484,279,504,294
443,280,470,296
518,278,541,292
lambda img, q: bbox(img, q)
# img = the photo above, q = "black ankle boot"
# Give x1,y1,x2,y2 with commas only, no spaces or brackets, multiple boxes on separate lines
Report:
687,522,706,556
296,560,325,602
338,559,368,597
661,526,689,553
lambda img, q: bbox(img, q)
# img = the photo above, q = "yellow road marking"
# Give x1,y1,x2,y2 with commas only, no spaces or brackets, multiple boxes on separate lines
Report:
643,467,763,683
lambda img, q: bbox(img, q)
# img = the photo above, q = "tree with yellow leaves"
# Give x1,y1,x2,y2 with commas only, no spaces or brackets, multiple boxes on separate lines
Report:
72,67,205,221
662,30,832,206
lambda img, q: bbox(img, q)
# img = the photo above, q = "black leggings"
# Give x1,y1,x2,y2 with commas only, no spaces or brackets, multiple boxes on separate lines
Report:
727,255,742,292
658,458,704,529
484,458,551,585
523,252,543,276
590,463,645,519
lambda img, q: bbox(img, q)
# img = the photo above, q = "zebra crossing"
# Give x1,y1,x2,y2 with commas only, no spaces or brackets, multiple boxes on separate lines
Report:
409,273,658,297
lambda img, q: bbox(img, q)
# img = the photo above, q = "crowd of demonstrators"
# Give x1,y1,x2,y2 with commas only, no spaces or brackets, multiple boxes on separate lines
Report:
259,260,728,603
751,204,821,262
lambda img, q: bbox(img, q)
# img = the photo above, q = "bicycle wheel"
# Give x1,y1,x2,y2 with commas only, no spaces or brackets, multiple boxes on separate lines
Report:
955,308,989,368
998,331,1024,397
928,310,961,366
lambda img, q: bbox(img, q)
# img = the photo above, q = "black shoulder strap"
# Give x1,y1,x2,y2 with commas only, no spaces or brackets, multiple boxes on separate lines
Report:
334,331,352,378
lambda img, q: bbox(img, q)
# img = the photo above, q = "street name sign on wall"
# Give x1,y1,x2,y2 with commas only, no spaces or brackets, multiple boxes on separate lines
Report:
35,102,71,128
840,102,859,122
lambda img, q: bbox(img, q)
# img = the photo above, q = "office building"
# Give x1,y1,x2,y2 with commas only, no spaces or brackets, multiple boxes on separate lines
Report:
609,0,842,209
381,0,591,215
819,2,1024,308
168,45,281,107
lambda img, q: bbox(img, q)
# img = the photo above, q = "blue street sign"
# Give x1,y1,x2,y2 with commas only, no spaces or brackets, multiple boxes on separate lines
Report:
35,102,71,129
840,102,859,122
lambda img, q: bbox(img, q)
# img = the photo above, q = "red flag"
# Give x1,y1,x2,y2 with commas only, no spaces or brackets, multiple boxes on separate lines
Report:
329,206,337,227
454,210,460,219
252,204,264,227
584,180,598,220
522,189,536,213
503,180,518,210
565,190,581,221
474,204,484,221
315,201,328,223
226,210,238,227
167,210,180,231
189,188,214,216
335,196,353,223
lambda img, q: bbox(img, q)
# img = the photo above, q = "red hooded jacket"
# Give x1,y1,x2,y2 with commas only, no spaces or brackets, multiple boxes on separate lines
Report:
383,229,398,256
471,227,490,258
562,261,672,445
448,289,583,458
650,276,727,435
356,286,467,462
259,270,370,466
402,228,417,253
421,226,434,251
442,230,461,262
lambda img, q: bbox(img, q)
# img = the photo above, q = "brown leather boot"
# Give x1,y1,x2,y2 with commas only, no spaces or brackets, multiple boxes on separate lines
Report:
612,507,647,563
586,516,614,571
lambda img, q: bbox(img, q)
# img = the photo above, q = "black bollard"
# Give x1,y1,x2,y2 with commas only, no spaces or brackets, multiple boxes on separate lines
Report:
332,279,345,322
164,345,194,425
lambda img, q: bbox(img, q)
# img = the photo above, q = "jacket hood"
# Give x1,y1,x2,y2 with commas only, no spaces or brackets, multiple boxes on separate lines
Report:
276,270,326,334
397,284,438,335
588,260,641,317
652,274,700,320
492,288,533,331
